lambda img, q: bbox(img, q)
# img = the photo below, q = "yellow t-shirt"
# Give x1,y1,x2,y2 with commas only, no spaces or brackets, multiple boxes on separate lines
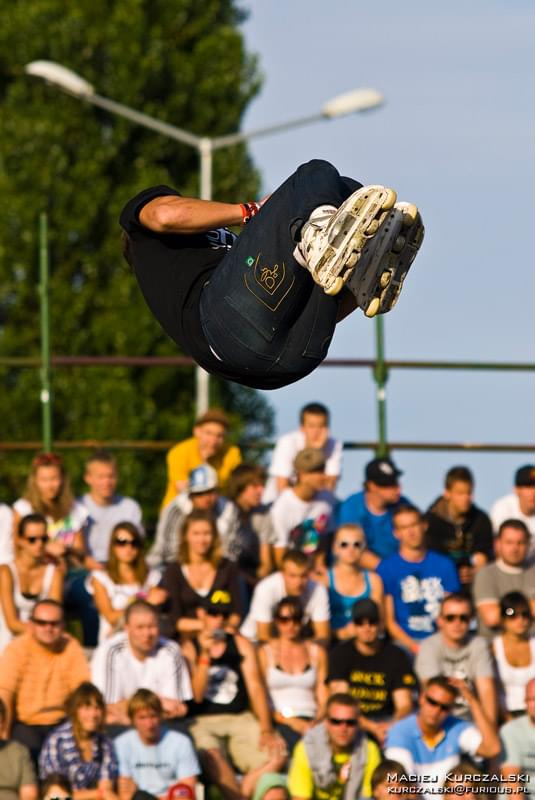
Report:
287,737,381,799
161,436,242,508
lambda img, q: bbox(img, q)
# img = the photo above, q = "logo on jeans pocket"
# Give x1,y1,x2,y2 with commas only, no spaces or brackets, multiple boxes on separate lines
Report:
253,254,285,295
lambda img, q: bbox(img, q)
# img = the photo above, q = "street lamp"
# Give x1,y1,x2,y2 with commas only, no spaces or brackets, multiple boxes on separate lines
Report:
26,60,384,416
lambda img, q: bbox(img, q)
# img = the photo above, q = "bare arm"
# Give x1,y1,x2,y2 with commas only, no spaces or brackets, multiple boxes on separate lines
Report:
275,477,291,494
48,566,64,603
0,565,27,635
257,542,273,580
19,787,38,800
476,601,500,630
92,577,124,627
449,678,500,759
139,195,243,234
238,635,275,734
475,675,498,725
384,594,420,655
312,619,331,647
256,621,272,643
105,701,130,726
118,776,136,800
360,549,381,570
392,687,413,719
313,645,329,717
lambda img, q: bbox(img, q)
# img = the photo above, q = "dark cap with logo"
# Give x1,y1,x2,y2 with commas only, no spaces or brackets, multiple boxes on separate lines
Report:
205,589,232,614
352,597,380,623
293,447,326,474
515,465,535,487
365,457,402,487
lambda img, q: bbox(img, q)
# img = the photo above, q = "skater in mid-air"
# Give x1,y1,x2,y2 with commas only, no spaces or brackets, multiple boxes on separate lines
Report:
120,159,424,390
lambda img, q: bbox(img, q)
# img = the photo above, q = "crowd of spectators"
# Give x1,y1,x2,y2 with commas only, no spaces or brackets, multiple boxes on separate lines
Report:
1,402,535,800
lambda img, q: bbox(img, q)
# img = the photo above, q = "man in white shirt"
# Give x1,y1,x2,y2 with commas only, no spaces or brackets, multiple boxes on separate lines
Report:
240,550,330,642
91,600,192,732
263,402,342,503
490,465,535,557
270,448,336,567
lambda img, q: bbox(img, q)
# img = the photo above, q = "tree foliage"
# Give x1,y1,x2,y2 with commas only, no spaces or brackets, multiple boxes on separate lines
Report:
0,0,274,522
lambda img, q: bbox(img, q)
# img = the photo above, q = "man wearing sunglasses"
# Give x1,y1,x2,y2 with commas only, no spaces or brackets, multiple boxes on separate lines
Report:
0,599,90,763
415,593,497,723
288,692,380,800
327,598,416,747
385,675,500,790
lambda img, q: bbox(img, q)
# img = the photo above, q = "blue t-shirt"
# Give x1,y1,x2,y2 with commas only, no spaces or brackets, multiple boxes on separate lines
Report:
335,491,411,559
115,728,200,795
377,551,460,639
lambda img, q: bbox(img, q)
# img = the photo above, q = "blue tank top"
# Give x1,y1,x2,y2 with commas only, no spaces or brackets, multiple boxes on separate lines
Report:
328,568,371,630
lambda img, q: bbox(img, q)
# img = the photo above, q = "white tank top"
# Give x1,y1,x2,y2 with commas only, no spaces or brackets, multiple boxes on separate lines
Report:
493,635,535,712
265,643,318,719
0,562,56,651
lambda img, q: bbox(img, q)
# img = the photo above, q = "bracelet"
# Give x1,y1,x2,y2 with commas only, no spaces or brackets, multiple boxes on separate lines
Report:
240,201,261,225
198,656,210,665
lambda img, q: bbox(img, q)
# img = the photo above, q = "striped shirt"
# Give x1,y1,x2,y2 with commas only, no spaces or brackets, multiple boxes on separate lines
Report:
39,720,118,788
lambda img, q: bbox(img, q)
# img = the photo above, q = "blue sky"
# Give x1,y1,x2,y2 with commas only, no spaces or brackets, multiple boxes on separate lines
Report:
239,0,535,509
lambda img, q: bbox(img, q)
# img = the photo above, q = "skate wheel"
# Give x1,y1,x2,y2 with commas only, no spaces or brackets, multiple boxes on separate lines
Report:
392,235,405,253
366,220,380,236
346,251,358,268
365,297,381,318
400,203,418,226
382,188,397,210
325,277,345,296
379,270,392,289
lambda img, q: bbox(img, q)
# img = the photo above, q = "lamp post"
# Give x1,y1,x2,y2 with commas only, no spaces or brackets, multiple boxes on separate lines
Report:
25,60,385,416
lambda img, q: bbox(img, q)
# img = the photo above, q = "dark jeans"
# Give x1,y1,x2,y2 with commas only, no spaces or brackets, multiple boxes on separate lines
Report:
200,159,361,384
12,720,58,766
65,570,100,646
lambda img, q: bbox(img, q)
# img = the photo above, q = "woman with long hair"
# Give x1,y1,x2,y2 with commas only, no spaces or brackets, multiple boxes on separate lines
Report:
493,591,535,719
0,513,63,651
13,452,88,568
161,508,242,637
316,523,384,639
258,596,328,752
39,682,118,798
89,522,164,643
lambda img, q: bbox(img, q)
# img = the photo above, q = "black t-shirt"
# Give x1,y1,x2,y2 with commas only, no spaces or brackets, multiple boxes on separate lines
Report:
119,186,265,386
190,634,249,716
327,640,416,719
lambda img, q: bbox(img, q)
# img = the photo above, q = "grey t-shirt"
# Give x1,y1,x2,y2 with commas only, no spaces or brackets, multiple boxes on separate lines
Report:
500,715,535,799
415,632,493,719
473,561,535,638
79,493,143,562
0,740,36,798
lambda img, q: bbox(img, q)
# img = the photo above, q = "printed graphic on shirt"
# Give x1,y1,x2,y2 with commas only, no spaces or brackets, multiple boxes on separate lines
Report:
206,228,236,250
316,754,352,800
400,575,444,633
205,665,239,704
289,513,330,554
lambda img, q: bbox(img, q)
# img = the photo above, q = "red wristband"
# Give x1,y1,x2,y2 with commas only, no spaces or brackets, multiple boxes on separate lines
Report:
240,201,260,225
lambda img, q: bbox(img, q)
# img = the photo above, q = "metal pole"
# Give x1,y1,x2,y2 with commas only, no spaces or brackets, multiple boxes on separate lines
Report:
194,138,213,416
38,212,52,451
373,316,388,457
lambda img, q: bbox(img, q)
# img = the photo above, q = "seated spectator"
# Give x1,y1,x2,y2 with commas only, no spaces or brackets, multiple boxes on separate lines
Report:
385,675,500,788
161,408,241,508
41,774,72,800
473,519,535,638
415,593,497,723
115,689,199,800
218,464,275,591
78,450,144,568
91,600,192,731
287,693,381,800
147,464,223,569
160,510,242,639
0,696,38,800
443,761,483,799
491,465,535,557
39,682,118,796
425,466,493,590
493,591,535,718
263,402,342,503
500,678,535,795
13,453,88,569
252,773,289,800
270,448,336,568
89,522,164,644
328,598,415,747
189,593,286,799
0,514,63,652
316,523,383,639
257,596,328,752
336,457,410,568
240,550,330,643
0,501,14,566
377,505,460,655
0,599,90,763
370,760,406,800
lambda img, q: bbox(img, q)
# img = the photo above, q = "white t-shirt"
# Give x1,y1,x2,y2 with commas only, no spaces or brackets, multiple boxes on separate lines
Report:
270,488,335,550
115,728,200,795
490,493,535,558
88,569,162,644
263,430,342,503
240,571,330,640
91,632,192,703
0,505,14,565
78,494,143,563
13,498,88,546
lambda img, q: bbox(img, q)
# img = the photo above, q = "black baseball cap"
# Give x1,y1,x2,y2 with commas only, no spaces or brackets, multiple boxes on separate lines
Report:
515,465,535,488
352,598,380,623
205,589,232,614
365,457,402,487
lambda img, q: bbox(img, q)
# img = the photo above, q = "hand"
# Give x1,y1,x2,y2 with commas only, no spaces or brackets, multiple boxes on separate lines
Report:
146,586,168,605
197,628,215,653
160,697,188,718
258,194,271,208
447,676,473,700
258,730,281,752
46,539,67,558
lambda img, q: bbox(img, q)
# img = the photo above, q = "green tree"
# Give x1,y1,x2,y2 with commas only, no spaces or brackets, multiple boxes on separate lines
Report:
0,0,274,522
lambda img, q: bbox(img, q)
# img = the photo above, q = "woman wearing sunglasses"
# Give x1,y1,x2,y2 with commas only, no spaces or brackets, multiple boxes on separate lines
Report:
317,523,383,639
89,522,164,643
0,513,63,651
258,596,328,752
493,591,535,719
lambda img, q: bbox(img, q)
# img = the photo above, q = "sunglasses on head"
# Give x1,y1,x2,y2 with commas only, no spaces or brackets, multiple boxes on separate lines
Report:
24,535,49,544
328,717,358,727
425,695,452,712
443,613,470,623
503,608,531,619
114,537,141,548
338,541,364,549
